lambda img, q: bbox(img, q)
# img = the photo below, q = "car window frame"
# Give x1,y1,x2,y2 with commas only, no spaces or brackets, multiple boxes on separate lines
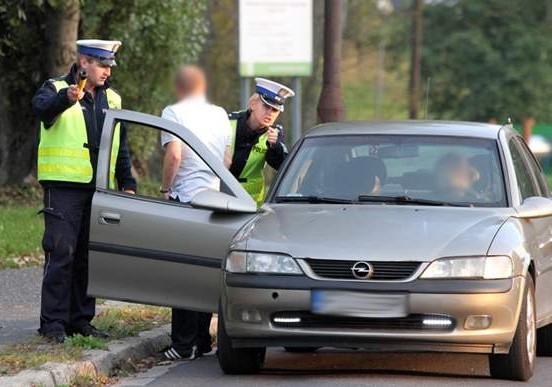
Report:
508,136,540,201
96,109,254,207
514,137,550,197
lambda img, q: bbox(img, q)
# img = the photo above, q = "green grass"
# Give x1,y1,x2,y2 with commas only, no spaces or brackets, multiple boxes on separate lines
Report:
93,305,170,339
0,205,43,269
0,305,169,376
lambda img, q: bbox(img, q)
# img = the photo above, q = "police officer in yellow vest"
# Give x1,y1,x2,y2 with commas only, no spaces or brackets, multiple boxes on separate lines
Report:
32,39,136,343
229,78,295,205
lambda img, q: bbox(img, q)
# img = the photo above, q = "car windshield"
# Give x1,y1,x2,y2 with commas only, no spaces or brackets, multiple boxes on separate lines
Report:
274,134,507,207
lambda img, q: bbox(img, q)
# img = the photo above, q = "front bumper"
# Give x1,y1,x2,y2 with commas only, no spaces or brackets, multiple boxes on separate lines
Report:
222,273,525,354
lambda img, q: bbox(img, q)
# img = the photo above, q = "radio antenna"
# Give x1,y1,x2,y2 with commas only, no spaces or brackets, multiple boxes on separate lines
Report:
424,77,431,120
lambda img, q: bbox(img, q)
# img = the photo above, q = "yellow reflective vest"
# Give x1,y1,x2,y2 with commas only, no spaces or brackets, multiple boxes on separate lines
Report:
37,80,121,188
229,118,269,206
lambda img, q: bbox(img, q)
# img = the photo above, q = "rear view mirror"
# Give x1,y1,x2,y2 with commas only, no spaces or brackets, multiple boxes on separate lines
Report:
191,190,257,214
515,196,552,219
378,144,420,159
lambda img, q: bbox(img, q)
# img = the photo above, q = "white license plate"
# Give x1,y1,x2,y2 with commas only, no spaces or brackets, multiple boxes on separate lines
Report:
311,290,408,318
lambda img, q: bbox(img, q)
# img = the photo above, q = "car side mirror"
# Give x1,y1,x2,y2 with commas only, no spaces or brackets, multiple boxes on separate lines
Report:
515,196,552,219
191,189,257,214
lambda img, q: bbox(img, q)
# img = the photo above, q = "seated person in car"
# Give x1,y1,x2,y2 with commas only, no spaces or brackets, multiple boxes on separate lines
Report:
434,152,480,200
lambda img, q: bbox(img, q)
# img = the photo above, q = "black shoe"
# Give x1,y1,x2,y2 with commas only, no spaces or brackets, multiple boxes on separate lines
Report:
40,330,67,344
162,345,199,361
68,321,109,339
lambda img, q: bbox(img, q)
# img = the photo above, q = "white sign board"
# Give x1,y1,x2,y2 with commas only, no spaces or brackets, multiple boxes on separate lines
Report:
239,0,313,77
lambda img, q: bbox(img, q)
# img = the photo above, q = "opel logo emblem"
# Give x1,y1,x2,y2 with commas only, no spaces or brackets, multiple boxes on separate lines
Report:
351,261,374,280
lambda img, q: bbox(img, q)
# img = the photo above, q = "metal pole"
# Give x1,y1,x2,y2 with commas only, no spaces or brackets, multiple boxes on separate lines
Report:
240,77,251,108
291,77,302,145
317,0,345,123
409,0,423,119
375,25,385,119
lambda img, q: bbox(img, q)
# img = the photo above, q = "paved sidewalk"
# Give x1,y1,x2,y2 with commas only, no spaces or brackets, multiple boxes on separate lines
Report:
0,267,42,349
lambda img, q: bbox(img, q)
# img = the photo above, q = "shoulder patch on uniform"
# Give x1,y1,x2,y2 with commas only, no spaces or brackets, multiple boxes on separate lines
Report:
46,75,66,83
228,109,248,120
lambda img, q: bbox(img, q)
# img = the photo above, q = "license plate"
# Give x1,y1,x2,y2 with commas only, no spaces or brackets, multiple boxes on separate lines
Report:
311,290,408,318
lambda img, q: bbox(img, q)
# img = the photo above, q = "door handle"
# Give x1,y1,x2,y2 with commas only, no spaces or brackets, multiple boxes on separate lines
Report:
99,211,121,225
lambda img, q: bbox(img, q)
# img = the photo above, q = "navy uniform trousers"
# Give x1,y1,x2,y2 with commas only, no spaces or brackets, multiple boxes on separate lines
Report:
169,196,212,353
39,187,95,334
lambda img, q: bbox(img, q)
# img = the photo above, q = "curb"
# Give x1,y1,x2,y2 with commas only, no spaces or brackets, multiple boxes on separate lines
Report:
0,324,170,387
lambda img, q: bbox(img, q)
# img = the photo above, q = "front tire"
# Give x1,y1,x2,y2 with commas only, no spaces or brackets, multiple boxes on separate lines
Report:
217,305,266,374
489,276,536,381
537,323,552,356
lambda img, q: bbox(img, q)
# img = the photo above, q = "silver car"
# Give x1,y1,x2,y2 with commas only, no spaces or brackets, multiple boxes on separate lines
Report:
89,111,552,381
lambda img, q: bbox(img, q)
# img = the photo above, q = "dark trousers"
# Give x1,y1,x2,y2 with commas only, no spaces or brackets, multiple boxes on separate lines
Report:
39,188,95,333
168,195,212,352
171,308,212,352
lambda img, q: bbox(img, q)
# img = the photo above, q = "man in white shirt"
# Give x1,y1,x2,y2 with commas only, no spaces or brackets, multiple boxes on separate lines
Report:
160,65,232,360
160,66,232,201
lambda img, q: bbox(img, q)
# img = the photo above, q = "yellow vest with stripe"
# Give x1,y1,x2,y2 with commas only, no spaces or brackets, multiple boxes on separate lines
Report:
37,80,121,189
230,119,269,206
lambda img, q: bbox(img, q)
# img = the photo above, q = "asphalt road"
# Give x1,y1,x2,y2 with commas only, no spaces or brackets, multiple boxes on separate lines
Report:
116,348,552,386
0,267,42,349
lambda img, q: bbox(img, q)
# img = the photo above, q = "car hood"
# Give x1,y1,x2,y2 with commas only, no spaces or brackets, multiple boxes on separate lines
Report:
242,204,513,261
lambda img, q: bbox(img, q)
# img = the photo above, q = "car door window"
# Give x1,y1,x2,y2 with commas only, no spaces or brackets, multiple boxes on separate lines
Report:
108,121,228,204
515,138,549,197
509,138,538,200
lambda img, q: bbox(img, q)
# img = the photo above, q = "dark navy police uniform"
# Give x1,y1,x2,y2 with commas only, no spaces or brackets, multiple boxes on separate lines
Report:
32,63,136,340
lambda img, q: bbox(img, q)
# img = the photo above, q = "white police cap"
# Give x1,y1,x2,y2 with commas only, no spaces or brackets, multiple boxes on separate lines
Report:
76,39,122,66
254,78,295,112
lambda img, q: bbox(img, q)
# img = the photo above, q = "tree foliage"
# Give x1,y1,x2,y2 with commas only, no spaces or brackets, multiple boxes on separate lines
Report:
421,0,552,122
0,0,209,184
81,0,209,166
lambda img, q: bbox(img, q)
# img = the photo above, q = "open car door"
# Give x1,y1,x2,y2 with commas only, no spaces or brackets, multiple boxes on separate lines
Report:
88,110,257,313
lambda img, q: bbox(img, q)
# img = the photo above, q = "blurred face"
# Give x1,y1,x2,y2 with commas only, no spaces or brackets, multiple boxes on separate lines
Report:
436,156,479,194
251,98,280,128
80,57,112,87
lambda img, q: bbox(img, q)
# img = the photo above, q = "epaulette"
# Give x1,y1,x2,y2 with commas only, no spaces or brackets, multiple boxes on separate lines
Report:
228,109,248,120
47,75,66,83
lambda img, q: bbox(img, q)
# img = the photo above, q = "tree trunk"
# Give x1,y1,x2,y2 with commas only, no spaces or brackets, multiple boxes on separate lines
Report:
409,0,423,119
300,2,325,132
44,0,80,77
523,117,536,142
317,0,345,123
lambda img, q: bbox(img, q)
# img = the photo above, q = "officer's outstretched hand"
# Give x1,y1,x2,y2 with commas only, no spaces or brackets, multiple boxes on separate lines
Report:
267,127,279,146
67,85,85,102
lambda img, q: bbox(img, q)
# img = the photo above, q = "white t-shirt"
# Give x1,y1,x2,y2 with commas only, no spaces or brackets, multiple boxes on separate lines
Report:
161,95,232,203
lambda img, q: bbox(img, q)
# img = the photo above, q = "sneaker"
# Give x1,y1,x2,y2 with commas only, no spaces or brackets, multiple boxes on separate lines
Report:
67,321,109,339
163,345,198,361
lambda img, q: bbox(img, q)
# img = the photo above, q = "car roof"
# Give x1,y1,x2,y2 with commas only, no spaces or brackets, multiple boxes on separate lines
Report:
305,120,514,140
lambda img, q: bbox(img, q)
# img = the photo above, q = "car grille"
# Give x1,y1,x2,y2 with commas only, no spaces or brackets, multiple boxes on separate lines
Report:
304,259,422,280
272,312,455,331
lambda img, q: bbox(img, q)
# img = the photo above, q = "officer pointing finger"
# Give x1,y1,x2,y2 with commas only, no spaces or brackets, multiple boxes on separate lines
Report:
228,78,295,206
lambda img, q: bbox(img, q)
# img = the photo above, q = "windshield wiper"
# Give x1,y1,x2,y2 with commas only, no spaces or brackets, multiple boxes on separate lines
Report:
274,195,354,204
357,195,469,207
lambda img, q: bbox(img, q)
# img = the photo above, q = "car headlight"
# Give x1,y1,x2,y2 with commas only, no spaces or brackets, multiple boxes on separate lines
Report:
225,251,302,275
420,256,513,279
